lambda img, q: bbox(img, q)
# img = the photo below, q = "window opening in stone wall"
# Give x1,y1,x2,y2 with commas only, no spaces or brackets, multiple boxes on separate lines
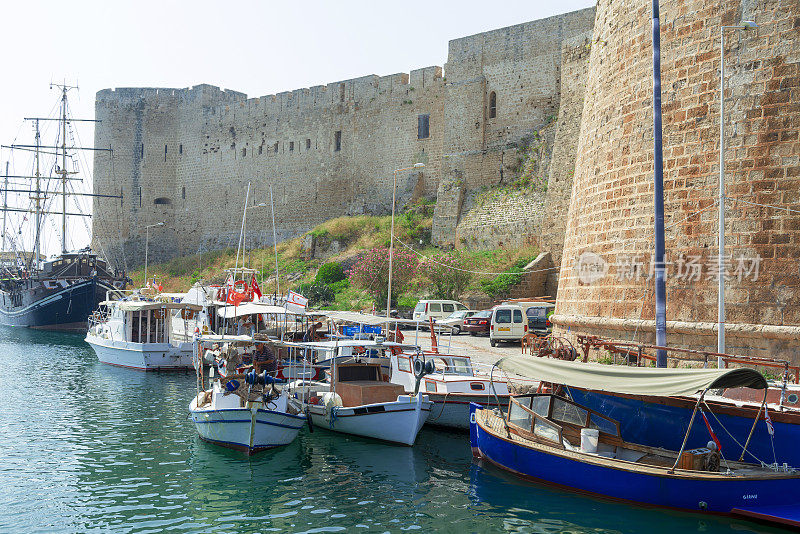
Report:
489,91,497,119
258,145,263,155
339,83,345,102
334,131,341,152
289,141,294,152
306,138,311,150
164,144,167,161
182,186,185,200
154,197,172,205
140,144,144,158
138,187,142,207
179,144,183,155
274,142,279,153
242,147,246,157
418,114,430,139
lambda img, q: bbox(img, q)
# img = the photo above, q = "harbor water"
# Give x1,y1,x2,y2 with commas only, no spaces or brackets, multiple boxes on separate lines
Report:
0,328,787,533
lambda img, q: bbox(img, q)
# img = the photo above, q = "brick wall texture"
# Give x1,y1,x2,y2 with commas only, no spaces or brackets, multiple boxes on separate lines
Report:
553,0,800,364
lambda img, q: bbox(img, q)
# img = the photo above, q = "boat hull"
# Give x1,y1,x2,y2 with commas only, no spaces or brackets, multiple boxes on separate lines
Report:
190,399,306,454
0,278,118,332
569,388,800,466
301,395,432,445
86,334,194,370
469,404,800,520
426,392,509,430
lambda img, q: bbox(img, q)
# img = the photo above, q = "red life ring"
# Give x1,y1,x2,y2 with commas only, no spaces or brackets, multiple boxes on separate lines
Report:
233,280,248,294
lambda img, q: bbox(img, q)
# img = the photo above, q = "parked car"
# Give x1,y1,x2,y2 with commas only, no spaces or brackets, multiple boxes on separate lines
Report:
517,302,555,334
490,304,527,346
435,310,478,334
462,310,492,336
412,299,468,323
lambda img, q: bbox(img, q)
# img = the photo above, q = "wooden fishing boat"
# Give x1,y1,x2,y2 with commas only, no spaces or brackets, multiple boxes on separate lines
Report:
189,335,306,454
470,356,800,528
285,340,433,446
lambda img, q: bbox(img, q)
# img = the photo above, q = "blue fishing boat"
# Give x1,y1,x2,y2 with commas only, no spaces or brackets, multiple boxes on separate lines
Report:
470,356,800,529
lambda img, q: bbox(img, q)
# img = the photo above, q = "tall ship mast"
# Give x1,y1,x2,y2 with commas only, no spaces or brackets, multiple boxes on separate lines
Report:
0,84,128,331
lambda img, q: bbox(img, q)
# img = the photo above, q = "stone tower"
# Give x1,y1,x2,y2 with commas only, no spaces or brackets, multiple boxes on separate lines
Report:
553,0,800,363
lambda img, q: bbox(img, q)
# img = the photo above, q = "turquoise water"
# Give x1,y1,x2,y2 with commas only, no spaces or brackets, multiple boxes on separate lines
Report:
0,328,787,533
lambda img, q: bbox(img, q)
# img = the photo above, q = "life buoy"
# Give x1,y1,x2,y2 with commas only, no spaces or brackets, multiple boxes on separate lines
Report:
413,358,425,378
233,280,248,294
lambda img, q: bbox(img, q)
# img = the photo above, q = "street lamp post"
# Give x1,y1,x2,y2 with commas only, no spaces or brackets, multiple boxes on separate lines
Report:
144,222,164,286
386,162,425,324
718,20,757,367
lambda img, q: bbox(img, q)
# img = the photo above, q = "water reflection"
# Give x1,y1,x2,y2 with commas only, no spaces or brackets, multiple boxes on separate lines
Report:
0,327,787,533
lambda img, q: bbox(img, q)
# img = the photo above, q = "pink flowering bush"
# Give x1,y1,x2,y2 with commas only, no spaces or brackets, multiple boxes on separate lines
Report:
348,246,418,305
421,250,473,300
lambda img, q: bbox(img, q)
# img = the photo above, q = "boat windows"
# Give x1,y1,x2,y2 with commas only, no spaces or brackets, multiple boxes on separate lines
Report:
509,400,533,430
450,357,472,375
552,398,588,426
534,417,561,443
397,356,411,373
425,380,436,393
531,395,551,417
588,413,619,436
470,382,485,391
337,364,380,382
495,309,512,324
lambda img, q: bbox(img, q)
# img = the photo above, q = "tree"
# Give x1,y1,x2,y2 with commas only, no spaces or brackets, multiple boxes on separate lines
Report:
421,250,473,300
348,246,418,306
315,262,345,285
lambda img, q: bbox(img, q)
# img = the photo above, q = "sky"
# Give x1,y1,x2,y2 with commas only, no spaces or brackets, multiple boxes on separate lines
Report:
0,0,595,255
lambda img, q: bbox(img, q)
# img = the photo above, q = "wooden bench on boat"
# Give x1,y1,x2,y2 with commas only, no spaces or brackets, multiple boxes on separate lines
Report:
333,363,405,407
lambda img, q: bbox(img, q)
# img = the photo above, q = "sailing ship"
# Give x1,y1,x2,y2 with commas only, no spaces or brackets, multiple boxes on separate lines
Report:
0,84,127,331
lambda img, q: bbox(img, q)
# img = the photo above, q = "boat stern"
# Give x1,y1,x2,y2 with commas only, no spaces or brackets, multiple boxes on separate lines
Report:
469,402,482,458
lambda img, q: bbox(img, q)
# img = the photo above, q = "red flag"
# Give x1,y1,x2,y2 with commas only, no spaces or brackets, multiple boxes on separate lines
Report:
228,280,248,306
251,274,262,299
700,408,722,452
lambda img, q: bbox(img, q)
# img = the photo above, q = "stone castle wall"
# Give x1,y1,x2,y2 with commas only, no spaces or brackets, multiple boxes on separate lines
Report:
93,8,596,269
553,0,800,364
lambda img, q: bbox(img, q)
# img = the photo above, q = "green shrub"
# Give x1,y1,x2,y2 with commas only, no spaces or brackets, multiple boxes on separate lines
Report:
296,282,335,306
479,258,529,299
315,262,345,285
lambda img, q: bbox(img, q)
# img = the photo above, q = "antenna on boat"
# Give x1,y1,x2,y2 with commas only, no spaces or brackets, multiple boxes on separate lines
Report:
2,161,7,252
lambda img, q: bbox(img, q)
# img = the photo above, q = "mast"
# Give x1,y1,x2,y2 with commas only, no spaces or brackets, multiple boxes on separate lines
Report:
2,161,7,251
60,85,68,253
651,0,667,367
33,119,42,270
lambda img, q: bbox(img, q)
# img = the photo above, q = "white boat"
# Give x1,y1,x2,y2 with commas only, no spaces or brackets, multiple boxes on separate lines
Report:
190,335,306,453
85,294,204,370
389,352,512,430
285,340,432,446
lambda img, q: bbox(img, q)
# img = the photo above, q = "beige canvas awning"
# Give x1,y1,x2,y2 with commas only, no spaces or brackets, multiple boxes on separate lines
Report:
497,356,767,397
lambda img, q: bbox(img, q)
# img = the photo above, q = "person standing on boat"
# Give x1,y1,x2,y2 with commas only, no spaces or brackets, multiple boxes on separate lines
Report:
303,322,323,342
254,342,277,375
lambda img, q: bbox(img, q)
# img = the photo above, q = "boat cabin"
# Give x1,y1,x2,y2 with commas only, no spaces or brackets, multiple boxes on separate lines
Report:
90,300,202,346
332,362,406,407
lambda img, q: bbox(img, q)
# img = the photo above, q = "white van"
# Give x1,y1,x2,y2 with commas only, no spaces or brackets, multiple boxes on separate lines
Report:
412,300,468,323
489,304,528,346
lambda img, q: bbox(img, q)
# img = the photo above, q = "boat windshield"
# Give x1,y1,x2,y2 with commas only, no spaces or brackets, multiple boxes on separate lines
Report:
432,356,473,376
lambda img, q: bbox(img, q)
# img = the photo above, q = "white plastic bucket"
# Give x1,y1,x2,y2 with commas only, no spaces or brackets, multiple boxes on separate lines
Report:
580,428,600,453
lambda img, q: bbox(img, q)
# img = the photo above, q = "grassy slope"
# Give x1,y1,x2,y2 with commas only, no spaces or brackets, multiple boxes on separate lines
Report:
131,211,537,309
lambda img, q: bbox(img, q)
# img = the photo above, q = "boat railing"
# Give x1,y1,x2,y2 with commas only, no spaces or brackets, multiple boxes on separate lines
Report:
576,335,800,384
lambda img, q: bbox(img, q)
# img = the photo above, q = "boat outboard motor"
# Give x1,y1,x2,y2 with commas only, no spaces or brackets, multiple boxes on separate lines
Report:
412,356,436,394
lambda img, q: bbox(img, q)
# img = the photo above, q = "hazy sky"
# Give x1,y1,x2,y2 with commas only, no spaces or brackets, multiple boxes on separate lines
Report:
0,0,595,254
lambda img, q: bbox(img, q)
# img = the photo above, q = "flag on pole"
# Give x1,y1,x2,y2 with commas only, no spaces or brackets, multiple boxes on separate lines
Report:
765,407,775,436
699,408,722,452
251,273,262,299
286,290,308,314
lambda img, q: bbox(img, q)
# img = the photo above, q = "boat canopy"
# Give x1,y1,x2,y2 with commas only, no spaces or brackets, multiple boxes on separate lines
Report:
497,356,768,396
217,303,296,318
100,300,203,312
197,334,254,343
323,310,427,326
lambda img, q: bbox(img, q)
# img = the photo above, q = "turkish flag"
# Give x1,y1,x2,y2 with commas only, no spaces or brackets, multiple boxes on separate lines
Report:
251,274,262,299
